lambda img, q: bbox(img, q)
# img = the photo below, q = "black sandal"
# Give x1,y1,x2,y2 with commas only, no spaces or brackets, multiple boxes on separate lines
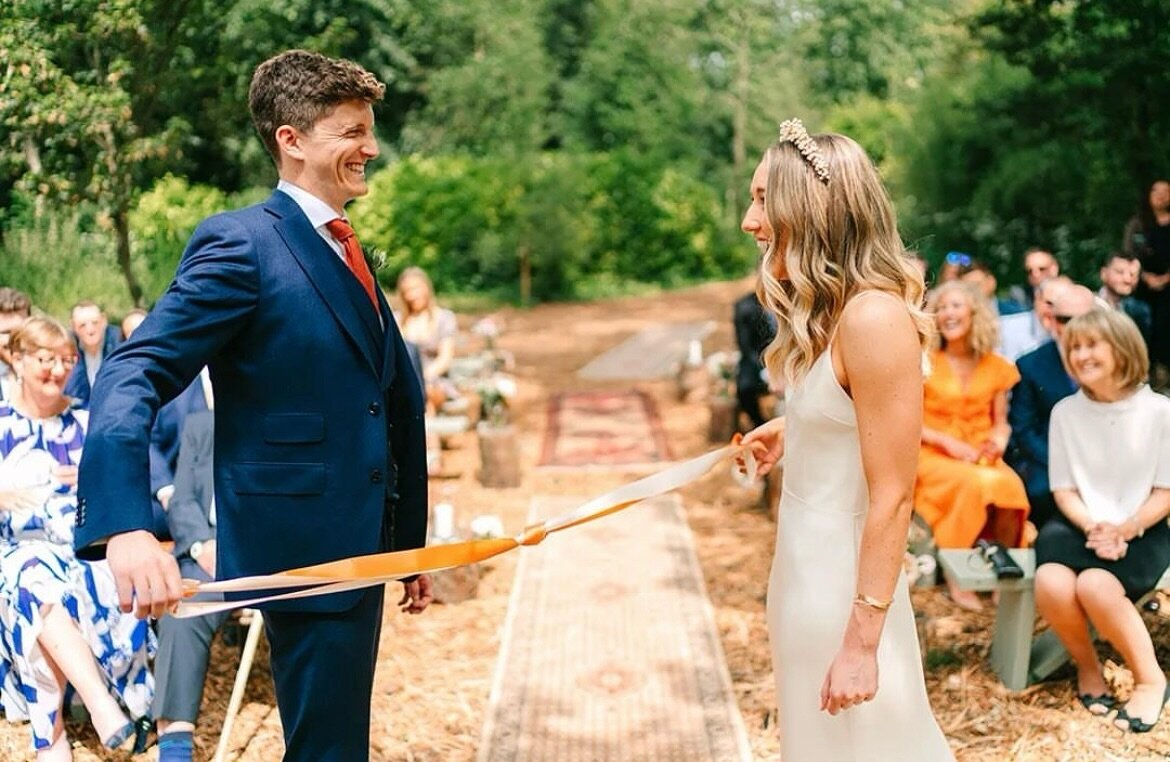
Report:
132,715,155,754
1078,692,1116,716
1113,683,1170,733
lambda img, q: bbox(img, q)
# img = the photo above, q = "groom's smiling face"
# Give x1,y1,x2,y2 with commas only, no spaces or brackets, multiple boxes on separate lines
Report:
286,99,380,213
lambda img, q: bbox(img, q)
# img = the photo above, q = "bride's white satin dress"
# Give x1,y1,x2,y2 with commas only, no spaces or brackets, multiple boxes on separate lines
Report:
767,348,953,761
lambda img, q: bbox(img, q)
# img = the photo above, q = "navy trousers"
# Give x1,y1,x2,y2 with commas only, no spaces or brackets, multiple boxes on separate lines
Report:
263,586,385,762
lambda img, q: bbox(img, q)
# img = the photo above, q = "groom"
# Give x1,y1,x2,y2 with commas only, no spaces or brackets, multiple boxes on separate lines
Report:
75,50,432,761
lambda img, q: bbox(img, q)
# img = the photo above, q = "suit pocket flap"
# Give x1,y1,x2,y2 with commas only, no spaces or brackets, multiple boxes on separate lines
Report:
263,414,326,444
228,462,326,495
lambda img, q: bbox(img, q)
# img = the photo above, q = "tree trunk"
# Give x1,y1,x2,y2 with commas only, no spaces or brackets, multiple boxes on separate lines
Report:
518,244,532,306
478,422,521,488
113,206,145,306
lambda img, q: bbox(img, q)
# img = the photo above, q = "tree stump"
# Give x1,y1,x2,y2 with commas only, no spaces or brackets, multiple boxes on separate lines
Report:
707,395,737,443
478,422,521,488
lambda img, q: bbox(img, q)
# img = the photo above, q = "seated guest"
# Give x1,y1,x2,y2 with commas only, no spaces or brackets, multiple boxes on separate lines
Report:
1014,275,1075,353
938,250,970,284
0,317,154,757
120,307,149,340
396,267,458,410
959,259,1027,316
1007,285,1097,528
64,300,121,406
732,286,776,429
0,288,33,402
152,410,227,762
915,281,1030,610
121,306,211,539
1035,308,1170,732
1018,247,1061,308
959,258,1035,359
1098,251,1153,346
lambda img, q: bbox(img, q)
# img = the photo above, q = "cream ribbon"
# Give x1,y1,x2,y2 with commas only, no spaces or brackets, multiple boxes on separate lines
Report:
173,442,755,618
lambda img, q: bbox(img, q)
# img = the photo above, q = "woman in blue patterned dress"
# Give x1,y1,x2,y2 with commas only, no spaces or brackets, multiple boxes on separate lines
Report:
0,316,154,759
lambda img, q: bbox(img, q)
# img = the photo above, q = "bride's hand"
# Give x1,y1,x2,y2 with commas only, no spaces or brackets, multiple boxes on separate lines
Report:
819,645,878,716
739,417,786,476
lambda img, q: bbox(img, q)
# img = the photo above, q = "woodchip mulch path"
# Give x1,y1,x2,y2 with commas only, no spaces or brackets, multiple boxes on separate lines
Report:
1,277,1167,760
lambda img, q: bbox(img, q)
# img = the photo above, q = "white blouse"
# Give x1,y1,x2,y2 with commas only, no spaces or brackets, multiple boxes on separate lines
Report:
1048,386,1170,525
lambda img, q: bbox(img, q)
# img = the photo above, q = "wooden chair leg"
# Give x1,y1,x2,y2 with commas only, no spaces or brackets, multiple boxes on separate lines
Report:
989,586,1035,691
213,610,265,762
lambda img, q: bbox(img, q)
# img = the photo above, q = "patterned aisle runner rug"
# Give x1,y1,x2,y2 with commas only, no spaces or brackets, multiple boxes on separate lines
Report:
538,390,672,469
478,494,752,762
577,321,716,381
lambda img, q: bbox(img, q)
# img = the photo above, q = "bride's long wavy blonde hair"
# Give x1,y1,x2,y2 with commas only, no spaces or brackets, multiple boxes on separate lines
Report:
756,131,932,386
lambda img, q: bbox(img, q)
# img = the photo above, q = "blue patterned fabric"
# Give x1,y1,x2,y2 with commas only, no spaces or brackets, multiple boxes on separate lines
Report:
0,402,155,750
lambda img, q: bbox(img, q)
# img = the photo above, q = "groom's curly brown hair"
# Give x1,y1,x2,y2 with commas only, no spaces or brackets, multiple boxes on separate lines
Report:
248,49,385,166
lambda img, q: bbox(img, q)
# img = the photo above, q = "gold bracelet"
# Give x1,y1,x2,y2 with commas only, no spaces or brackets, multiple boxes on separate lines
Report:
854,594,892,611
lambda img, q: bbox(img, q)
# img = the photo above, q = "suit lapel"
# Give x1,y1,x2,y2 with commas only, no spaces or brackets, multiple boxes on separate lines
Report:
264,193,382,375
376,288,398,390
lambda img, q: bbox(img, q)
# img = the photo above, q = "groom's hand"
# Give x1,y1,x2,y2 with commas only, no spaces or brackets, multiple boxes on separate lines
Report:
399,574,434,614
107,529,184,619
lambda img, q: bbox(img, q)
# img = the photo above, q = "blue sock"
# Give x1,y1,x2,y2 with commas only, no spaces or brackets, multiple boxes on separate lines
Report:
158,730,194,762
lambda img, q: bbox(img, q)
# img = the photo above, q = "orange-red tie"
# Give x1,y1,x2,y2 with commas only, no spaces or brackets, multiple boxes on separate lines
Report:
324,218,380,314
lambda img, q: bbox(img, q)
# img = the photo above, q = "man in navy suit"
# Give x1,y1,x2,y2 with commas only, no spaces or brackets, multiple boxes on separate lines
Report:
64,299,122,405
75,50,432,761
1006,284,1095,527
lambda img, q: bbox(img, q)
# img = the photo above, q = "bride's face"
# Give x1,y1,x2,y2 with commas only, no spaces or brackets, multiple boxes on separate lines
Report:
742,158,788,280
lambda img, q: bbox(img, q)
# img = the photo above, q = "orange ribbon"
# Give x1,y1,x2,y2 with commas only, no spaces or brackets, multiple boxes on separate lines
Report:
173,442,754,618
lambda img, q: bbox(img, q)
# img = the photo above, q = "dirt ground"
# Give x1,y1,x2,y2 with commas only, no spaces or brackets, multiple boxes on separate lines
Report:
2,277,1169,761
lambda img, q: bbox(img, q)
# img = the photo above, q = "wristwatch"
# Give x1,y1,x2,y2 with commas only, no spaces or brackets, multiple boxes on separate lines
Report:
189,540,205,560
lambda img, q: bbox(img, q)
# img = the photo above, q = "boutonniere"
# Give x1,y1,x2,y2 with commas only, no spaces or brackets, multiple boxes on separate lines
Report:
362,246,388,273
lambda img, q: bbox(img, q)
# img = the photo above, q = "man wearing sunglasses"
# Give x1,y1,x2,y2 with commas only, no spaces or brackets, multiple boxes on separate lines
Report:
1006,284,1096,528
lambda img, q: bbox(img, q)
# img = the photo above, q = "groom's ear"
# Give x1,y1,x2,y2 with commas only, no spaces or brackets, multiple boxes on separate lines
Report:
273,124,303,165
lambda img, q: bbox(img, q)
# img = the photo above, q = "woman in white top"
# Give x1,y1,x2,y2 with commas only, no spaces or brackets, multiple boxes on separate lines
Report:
1037,307,1170,732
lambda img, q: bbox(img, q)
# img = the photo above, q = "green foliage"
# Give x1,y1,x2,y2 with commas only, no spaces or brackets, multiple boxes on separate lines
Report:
5,0,1170,311
892,1,1170,287
0,178,262,319
350,151,748,303
398,0,553,155
129,175,229,301
0,201,128,319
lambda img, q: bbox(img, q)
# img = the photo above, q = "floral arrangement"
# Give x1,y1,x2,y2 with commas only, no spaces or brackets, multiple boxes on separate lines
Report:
476,373,517,427
705,350,739,399
472,317,501,351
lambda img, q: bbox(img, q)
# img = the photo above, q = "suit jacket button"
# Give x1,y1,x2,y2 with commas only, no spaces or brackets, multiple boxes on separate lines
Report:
368,402,381,416
370,468,383,484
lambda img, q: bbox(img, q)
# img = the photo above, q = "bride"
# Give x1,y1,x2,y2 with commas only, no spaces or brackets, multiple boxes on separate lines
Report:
739,119,953,760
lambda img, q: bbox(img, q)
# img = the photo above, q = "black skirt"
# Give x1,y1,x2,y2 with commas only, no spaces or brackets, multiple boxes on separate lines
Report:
1035,515,1170,601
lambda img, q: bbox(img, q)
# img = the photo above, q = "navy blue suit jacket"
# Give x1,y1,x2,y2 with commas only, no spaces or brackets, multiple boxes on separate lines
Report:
65,325,122,406
1006,340,1076,497
75,191,428,613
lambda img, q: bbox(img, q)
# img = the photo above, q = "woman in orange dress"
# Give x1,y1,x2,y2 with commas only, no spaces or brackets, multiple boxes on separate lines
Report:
916,281,1030,609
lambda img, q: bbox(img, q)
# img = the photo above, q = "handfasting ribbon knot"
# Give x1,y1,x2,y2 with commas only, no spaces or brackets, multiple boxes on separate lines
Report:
173,441,757,618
